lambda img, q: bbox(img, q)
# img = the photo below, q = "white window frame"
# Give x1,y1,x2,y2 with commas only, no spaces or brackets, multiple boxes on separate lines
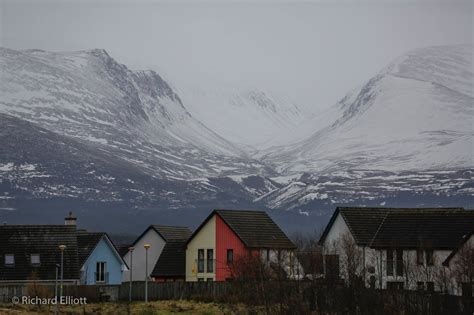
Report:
4,254,14,266
96,261,107,283
30,254,41,266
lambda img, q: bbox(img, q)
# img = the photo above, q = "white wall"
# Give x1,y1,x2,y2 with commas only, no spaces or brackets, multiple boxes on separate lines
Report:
122,228,166,282
323,213,351,249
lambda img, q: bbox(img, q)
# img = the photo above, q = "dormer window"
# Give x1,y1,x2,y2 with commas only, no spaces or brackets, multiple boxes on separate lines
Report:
30,254,41,266
4,254,14,266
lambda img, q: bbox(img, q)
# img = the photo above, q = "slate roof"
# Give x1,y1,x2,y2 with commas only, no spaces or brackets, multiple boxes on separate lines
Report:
116,244,132,258
319,207,393,246
370,209,474,249
319,207,473,249
76,231,105,267
187,209,295,249
152,225,192,242
0,225,80,281
151,240,187,278
216,210,295,249
131,225,192,247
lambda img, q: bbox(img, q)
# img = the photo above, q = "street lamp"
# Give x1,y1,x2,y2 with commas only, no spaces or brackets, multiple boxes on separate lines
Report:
144,243,151,303
54,263,59,315
58,245,66,300
128,246,134,303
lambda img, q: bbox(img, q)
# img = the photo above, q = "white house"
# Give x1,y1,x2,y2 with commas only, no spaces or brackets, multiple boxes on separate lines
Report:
318,207,474,296
122,225,191,283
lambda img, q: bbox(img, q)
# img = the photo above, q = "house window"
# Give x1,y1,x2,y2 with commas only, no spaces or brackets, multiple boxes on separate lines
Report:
426,249,434,266
324,254,340,279
206,249,214,273
416,249,423,265
386,250,393,276
4,254,14,266
395,249,403,276
30,254,41,266
426,282,434,292
227,249,234,264
197,249,204,273
95,262,107,283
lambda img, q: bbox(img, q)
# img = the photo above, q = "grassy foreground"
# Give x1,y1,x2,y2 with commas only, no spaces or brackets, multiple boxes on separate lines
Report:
0,300,258,315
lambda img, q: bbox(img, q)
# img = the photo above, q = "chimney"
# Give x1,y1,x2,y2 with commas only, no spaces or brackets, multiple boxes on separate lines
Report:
64,211,77,226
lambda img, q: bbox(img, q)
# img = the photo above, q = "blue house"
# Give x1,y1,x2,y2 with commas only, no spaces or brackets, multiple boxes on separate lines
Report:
76,231,127,285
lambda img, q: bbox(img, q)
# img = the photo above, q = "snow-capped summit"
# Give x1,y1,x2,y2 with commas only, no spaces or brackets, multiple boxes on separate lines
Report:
264,45,473,175
0,47,264,180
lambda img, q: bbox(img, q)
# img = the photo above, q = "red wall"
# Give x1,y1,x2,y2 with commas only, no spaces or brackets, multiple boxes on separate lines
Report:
215,214,247,281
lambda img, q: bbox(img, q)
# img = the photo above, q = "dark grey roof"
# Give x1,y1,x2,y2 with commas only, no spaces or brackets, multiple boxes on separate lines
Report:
151,240,187,278
131,225,192,248
319,207,472,249
0,225,80,281
76,232,105,267
319,207,393,246
116,244,132,258
152,225,192,241
216,209,295,248
212,209,295,249
370,209,474,249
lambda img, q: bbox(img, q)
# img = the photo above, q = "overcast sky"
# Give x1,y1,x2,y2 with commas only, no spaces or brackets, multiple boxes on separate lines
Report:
1,0,472,111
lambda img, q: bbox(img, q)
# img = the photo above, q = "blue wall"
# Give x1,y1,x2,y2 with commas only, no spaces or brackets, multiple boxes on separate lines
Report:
81,237,123,285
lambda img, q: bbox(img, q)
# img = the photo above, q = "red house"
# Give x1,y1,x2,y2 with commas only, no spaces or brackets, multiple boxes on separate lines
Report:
185,209,297,282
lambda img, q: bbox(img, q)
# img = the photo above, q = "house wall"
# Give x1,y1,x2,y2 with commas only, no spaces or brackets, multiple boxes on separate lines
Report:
122,229,165,282
215,215,247,281
186,215,216,281
443,235,474,296
322,213,352,251
363,247,453,291
81,237,124,285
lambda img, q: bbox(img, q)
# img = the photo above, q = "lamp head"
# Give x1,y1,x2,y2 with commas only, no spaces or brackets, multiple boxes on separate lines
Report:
59,245,66,251
144,243,151,249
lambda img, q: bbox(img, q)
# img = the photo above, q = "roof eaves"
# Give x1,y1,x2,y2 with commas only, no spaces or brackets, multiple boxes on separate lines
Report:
318,208,341,245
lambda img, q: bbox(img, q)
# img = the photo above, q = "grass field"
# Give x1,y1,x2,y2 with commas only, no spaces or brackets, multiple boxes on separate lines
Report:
0,300,258,314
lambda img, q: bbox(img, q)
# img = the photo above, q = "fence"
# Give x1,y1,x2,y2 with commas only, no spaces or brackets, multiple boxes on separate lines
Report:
119,281,230,301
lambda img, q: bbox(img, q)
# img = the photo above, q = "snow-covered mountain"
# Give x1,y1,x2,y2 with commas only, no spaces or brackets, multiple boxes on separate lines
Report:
0,47,269,180
260,45,473,209
175,85,312,148
0,45,472,231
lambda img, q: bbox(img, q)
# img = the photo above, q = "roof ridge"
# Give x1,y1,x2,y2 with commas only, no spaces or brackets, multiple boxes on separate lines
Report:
152,224,191,229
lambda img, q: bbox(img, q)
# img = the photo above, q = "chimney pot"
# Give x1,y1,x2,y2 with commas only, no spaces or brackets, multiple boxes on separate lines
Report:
65,211,77,226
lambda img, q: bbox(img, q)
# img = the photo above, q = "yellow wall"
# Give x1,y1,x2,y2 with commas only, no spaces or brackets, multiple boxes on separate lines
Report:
185,215,216,281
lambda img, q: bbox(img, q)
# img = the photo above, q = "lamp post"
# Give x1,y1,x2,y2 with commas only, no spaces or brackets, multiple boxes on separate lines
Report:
54,264,59,315
58,245,66,300
144,243,151,303
128,246,134,303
